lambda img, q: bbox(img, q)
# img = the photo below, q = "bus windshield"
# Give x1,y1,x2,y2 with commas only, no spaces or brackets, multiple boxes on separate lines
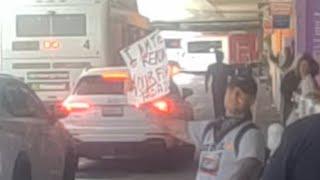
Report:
16,14,86,37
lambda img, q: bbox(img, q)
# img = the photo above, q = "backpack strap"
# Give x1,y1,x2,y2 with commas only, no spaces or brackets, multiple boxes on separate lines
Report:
234,123,258,157
201,121,216,144
201,117,244,145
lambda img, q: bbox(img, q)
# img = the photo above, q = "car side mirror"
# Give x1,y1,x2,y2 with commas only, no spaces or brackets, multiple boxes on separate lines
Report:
49,103,69,123
182,88,194,100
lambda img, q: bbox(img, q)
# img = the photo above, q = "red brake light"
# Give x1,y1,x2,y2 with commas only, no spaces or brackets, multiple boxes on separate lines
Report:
63,102,91,112
102,72,129,81
152,100,170,113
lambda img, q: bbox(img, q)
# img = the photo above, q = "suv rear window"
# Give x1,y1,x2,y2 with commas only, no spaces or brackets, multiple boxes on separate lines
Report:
75,76,124,95
165,39,181,49
188,41,222,53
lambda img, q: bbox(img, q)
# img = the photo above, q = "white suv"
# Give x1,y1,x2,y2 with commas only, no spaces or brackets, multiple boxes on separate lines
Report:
0,74,77,180
60,67,194,165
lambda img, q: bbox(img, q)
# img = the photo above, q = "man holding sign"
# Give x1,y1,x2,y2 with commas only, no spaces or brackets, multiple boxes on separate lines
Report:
151,75,265,180
121,31,170,105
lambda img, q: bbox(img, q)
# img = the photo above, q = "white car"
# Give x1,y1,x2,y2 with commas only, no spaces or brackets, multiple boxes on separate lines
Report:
0,74,77,180
60,67,194,165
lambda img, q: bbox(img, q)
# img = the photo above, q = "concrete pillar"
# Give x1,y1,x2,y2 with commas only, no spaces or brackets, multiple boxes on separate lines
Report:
295,0,320,60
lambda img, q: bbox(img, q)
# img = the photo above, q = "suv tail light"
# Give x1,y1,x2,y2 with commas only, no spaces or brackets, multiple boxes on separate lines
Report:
150,99,176,114
152,100,169,113
102,71,129,81
63,102,91,112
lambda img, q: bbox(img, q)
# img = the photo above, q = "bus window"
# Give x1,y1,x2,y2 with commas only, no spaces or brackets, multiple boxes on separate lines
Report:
16,14,86,37
16,15,50,37
52,14,86,36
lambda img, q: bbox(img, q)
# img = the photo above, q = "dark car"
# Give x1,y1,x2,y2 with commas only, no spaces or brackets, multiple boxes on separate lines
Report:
0,74,77,180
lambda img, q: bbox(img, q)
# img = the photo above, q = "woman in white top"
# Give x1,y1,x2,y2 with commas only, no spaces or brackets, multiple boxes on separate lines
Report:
286,54,319,126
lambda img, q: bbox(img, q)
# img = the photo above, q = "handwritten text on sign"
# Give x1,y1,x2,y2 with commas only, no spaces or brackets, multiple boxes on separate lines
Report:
121,31,170,105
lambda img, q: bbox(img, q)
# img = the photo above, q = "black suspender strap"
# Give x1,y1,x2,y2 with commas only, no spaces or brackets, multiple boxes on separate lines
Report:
201,121,216,144
234,123,258,157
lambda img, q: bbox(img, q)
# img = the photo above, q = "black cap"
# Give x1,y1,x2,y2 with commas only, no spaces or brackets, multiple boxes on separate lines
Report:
215,50,224,62
229,75,257,97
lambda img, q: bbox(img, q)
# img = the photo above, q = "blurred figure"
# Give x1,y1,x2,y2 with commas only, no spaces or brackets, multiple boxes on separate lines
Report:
280,46,295,70
295,53,319,95
280,70,300,124
237,62,253,78
269,46,294,71
280,53,319,125
205,50,233,118
286,53,319,126
262,115,320,180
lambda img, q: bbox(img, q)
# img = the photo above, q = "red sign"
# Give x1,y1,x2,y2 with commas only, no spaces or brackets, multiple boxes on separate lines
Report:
229,33,259,64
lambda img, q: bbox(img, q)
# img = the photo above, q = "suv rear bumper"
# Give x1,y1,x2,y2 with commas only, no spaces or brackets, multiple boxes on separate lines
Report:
76,139,167,159
75,139,195,160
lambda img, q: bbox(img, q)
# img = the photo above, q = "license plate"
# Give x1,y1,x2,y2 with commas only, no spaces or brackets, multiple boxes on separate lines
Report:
102,106,123,116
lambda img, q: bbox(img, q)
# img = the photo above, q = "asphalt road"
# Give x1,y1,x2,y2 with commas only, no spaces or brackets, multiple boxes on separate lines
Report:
76,159,197,180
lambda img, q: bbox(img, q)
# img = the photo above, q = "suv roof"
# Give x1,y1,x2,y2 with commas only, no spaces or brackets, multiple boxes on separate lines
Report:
0,74,23,88
80,67,128,78
0,74,22,82
0,74,15,79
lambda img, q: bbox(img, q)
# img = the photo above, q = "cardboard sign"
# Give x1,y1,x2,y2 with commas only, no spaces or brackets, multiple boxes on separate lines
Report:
121,31,170,105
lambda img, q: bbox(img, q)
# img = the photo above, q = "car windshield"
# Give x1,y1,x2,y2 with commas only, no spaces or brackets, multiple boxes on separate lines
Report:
75,76,124,95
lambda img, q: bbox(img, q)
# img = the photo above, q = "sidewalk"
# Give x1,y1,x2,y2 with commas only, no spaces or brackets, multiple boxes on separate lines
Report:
254,78,281,136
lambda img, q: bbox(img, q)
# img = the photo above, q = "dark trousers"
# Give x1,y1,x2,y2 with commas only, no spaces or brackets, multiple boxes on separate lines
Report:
212,88,226,118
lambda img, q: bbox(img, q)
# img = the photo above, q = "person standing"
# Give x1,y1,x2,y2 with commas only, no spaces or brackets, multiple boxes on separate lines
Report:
280,70,300,124
205,50,233,118
285,53,319,126
152,76,265,180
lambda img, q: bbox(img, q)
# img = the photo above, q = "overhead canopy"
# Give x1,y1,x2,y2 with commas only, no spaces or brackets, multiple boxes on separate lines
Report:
138,0,260,22
152,20,261,32
137,0,260,31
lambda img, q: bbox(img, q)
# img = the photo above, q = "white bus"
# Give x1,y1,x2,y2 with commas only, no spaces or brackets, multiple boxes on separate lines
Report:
1,0,150,105
180,36,230,72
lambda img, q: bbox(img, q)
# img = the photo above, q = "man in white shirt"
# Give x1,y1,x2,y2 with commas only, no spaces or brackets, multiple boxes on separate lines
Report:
152,76,265,180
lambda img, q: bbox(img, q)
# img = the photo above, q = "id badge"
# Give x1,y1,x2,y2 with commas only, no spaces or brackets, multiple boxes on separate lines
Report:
196,150,223,180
